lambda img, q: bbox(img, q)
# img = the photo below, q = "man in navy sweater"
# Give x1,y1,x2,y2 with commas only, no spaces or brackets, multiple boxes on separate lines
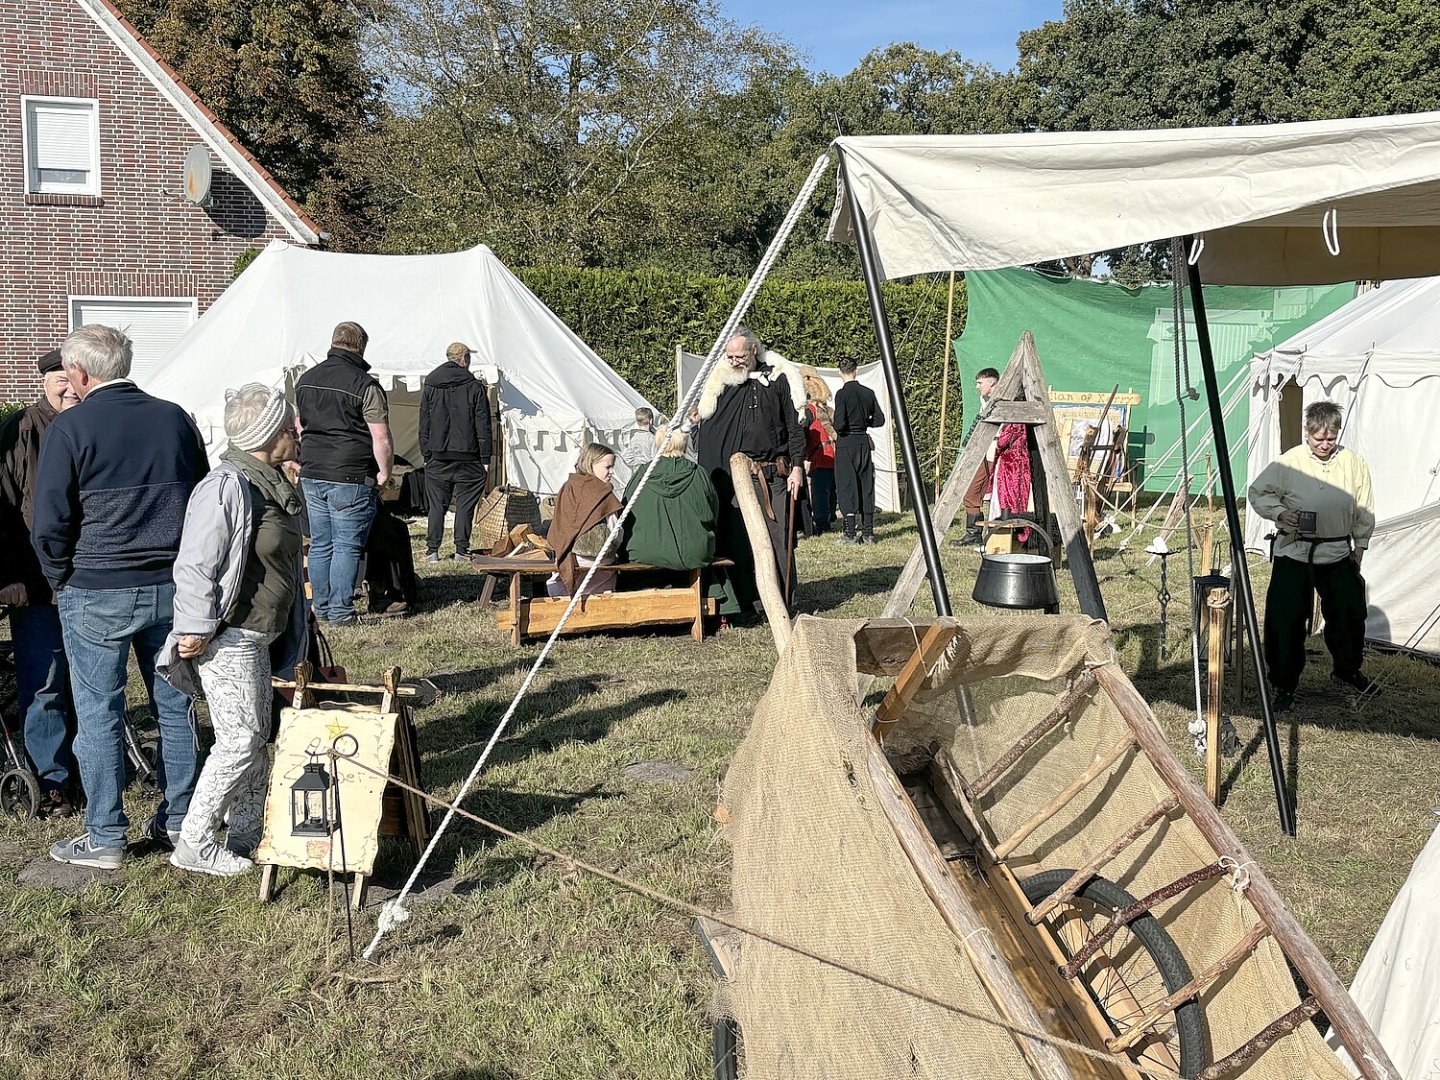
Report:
32,324,210,869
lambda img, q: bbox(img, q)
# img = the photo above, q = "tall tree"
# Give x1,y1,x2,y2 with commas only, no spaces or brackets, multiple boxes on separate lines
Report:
118,0,382,248
365,0,795,267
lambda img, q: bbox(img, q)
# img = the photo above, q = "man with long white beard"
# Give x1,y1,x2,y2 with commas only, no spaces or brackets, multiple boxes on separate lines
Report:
694,327,807,616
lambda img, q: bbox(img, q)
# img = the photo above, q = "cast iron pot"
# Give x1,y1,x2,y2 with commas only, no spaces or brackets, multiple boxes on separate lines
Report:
971,518,1059,611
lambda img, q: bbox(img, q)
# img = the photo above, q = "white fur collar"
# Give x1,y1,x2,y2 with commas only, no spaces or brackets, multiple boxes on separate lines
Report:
698,350,807,421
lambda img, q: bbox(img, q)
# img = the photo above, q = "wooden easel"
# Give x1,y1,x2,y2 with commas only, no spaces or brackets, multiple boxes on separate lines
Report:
885,331,1107,621
258,664,430,910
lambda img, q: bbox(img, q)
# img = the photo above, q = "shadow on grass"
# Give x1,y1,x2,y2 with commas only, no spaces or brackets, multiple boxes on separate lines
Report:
421,680,689,787
427,1068,519,1080
802,565,907,614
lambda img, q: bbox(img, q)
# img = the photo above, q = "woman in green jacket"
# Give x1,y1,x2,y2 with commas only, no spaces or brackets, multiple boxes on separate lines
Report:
622,423,718,577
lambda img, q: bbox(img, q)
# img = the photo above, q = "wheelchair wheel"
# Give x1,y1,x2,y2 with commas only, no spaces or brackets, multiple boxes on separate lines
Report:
1,767,41,819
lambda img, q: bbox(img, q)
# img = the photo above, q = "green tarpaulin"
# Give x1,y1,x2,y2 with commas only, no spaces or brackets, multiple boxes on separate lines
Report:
952,268,1353,492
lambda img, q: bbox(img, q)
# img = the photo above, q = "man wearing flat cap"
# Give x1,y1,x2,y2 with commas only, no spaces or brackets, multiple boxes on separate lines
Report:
418,341,492,561
0,349,80,816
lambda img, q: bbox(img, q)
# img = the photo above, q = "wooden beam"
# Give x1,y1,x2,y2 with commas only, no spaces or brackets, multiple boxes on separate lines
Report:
873,623,959,739
1205,589,1228,803
864,738,1079,1079
986,400,1052,425
496,592,718,636
1090,662,1400,1080
994,737,1137,860
729,452,792,655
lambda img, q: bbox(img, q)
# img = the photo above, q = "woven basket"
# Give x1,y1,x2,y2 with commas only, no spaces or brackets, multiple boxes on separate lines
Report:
473,486,543,552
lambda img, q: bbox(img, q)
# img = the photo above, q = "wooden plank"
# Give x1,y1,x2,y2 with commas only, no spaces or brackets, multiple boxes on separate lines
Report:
864,738,1079,1080
931,749,1002,864
496,591,718,636
691,567,705,644
509,570,523,646
987,399,1053,425
873,623,958,739
1091,661,1400,1080
994,737,1137,861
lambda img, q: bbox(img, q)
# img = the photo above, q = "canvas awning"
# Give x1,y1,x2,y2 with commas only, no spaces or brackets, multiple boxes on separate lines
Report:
828,112,1440,285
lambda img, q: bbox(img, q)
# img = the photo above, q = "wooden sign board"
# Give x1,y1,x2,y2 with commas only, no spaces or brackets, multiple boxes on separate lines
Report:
1049,393,1137,483
255,704,398,876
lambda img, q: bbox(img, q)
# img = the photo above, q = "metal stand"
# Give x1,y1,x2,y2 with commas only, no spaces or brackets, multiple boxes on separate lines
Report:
1183,247,1295,836
1147,537,1172,659
842,159,951,617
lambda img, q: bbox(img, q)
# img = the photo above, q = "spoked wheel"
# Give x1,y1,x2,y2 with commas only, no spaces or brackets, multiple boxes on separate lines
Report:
1,767,41,819
712,1016,740,1080
1021,870,1211,1079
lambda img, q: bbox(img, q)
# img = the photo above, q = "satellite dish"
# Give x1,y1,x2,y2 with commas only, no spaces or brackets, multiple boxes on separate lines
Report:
182,145,212,205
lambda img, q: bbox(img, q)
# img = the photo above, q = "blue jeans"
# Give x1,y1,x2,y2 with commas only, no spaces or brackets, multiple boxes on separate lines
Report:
58,583,198,847
301,478,378,621
10,602,76,793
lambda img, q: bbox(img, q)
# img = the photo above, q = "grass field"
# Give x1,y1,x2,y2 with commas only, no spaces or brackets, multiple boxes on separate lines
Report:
2,513,1437,1080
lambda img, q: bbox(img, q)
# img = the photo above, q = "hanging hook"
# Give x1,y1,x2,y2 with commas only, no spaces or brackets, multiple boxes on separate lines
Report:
1323,207,1341,257
1187,235,1205,265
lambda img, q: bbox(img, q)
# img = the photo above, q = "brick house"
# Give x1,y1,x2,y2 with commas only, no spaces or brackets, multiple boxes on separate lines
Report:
0,0,321,401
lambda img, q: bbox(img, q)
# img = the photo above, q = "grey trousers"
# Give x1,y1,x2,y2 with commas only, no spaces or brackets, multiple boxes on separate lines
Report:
181,627,276,851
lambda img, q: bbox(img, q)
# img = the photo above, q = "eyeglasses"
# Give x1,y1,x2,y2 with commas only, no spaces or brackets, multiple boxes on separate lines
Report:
726,354,750,363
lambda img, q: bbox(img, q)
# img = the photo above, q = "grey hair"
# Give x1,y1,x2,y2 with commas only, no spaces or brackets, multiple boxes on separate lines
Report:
727,325,763,361
62,324,133,381
1304,400,1343,436
224,383,294,442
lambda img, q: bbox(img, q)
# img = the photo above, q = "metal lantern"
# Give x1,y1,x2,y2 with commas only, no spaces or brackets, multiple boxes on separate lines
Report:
290,759,333,837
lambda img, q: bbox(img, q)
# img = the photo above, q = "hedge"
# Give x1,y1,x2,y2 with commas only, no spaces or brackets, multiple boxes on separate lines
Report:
518,267,969,499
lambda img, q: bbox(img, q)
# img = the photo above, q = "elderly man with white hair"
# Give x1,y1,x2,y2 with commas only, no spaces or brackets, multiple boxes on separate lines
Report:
157,384,308,876
31,324,210,870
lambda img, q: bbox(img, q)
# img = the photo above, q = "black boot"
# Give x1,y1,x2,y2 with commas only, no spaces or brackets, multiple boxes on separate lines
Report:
836,514,859,545
949,513,982,548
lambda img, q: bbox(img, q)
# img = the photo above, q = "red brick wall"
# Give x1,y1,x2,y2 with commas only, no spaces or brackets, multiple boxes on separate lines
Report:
0,0,298,401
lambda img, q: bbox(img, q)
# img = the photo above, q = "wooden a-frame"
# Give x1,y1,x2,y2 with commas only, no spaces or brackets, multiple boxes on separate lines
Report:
884,332,1107,621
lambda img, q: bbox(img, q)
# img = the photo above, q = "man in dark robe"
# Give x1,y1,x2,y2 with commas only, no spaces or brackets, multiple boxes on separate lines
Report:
694,328,806,614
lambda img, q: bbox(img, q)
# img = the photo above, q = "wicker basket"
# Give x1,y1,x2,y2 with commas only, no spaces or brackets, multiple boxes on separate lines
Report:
473,486,543,552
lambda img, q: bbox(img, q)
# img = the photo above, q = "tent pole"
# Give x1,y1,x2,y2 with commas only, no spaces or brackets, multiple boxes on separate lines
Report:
842,157,952,616
935,270,956,499
1183,246,1295,837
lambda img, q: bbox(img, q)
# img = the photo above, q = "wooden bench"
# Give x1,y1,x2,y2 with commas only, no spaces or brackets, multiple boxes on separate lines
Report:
469,555,733,644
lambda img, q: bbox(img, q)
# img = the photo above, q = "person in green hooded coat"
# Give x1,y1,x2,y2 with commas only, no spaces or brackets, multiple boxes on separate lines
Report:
621,423,718,580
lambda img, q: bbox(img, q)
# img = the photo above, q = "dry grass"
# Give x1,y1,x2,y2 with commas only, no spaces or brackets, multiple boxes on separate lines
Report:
0,512,1436,1079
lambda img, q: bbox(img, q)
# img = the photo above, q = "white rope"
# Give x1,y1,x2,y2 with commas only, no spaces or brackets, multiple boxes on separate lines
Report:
362,152,836,961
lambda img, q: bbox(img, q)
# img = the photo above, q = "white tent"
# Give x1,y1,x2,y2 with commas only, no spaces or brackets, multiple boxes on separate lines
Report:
675,350,902,513
143,240,655,495
1244,278,1440,657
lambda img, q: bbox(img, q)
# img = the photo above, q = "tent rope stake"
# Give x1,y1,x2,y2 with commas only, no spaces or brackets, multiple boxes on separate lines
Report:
360,151,836,961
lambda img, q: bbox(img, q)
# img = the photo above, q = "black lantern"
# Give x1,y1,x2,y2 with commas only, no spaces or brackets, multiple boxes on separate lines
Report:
290,758,333,837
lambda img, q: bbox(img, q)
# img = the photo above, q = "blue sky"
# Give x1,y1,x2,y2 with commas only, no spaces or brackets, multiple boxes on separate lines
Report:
722,0,1066,75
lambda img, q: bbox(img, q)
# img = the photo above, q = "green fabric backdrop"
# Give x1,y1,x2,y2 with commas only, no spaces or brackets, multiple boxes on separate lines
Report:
952,268,1353,492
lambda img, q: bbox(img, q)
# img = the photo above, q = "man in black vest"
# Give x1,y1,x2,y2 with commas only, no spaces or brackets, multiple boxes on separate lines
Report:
419,341,492,561
295,322,393,625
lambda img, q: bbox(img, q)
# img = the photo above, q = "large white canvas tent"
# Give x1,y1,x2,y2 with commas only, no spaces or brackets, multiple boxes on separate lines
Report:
676,350,902,513
143,240,655,495
1244,278,1440,657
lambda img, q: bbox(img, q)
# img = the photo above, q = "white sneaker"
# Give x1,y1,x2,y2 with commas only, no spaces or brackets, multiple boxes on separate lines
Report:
171,838,254,877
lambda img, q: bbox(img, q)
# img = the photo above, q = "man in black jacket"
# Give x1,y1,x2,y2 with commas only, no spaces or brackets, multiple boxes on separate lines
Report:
295,321,393,624
0,348,80,816
694,327,806,613
419,341,492,561
32,325,209,868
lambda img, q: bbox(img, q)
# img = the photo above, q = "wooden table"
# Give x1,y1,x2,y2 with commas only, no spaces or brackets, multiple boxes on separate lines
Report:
469,555,732,644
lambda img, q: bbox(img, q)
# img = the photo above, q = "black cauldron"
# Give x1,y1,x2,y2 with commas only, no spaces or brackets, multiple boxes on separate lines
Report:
971,518,1059,611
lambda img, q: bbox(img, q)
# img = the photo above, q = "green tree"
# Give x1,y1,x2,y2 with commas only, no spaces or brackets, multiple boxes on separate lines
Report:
118,0,382,248
365,0,796,268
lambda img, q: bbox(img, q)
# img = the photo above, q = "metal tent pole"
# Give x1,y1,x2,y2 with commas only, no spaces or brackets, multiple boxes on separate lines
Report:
1183,245,1295,836
842,158,952,616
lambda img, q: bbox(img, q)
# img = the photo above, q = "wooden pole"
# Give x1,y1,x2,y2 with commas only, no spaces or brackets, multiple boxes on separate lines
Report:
1205,589,1228,803
729,453,792,655
1091,661,1399,1079
935,270,956,500
864,738,1078,1079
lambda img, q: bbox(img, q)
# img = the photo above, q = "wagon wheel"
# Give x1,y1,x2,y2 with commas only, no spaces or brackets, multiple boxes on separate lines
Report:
1,768,41,819
1021,870,1211,1079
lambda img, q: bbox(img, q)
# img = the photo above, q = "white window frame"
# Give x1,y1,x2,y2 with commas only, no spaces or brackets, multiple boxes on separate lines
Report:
22,95,102,196
68,295,198,377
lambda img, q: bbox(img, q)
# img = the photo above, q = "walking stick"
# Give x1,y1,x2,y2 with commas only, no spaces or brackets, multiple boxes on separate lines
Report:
783,480,797,608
